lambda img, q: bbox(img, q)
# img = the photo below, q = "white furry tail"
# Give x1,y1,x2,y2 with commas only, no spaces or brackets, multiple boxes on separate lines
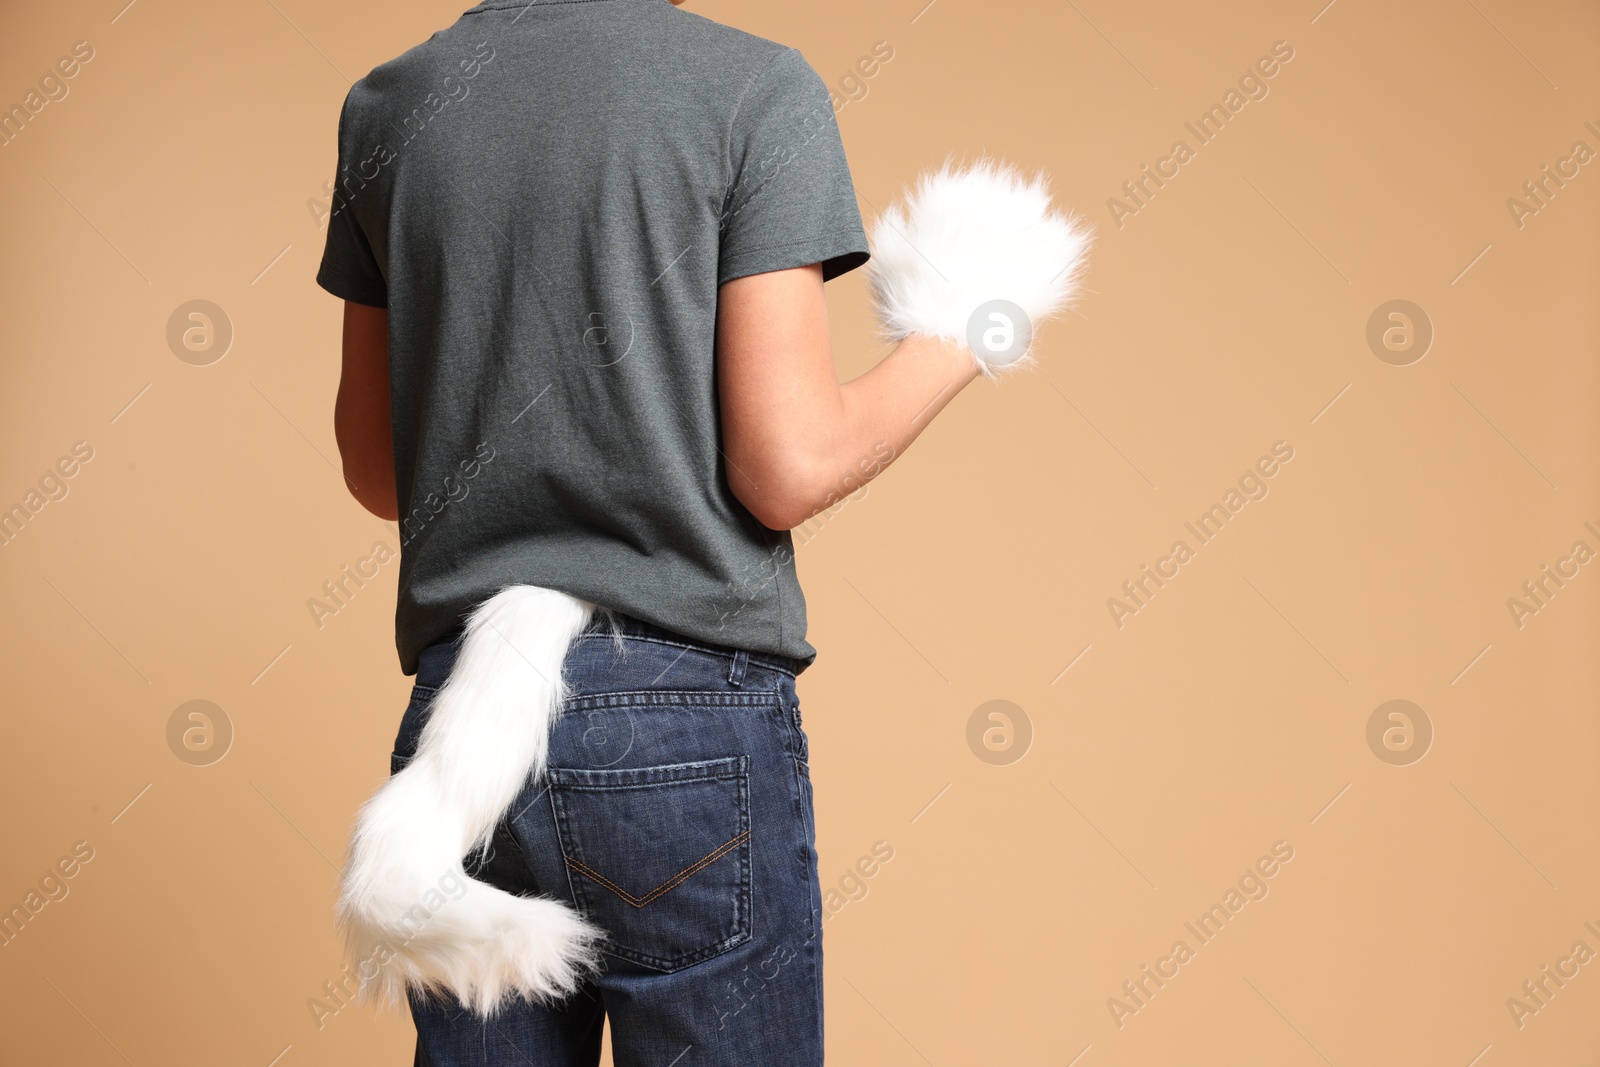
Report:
866,158,1093,375
337,585,603,1017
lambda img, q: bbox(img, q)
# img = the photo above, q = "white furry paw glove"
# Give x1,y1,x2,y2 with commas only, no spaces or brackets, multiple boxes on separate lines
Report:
866,159,1092,376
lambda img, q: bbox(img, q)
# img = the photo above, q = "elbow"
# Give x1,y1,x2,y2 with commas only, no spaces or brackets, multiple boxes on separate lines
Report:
342,461,399,521
730,460,828,532
362,486,401,522
334,422,398,520
732,482,812,532
741,495,814,532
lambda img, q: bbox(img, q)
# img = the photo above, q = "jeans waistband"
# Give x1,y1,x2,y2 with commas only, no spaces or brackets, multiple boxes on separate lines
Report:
414,607,806,691
580,609,806,678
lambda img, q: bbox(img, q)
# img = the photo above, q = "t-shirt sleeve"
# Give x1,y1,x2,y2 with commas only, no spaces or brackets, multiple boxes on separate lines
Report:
718,48,871,286
315,95,389,308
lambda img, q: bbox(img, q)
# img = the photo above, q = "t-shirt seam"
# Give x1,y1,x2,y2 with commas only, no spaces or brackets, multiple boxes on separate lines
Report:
317,260,382,285
729,230,870,252
722,46,792,224
468,0,661,10
722,229,866,259
775,534,786,650
317,262,387,301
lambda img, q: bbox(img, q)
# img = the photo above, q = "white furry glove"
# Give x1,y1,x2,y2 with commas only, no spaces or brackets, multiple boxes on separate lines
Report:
866,159,1092,376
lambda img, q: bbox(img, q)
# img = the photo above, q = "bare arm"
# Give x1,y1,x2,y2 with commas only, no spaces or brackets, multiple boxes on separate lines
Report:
334,300,399,521
716,264,979,531
717,162,1091,531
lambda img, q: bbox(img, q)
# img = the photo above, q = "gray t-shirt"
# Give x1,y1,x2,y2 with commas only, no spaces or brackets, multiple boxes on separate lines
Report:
317,0,869,676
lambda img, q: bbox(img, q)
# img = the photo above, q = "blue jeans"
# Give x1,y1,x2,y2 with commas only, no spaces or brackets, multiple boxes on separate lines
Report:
395,610,824,1066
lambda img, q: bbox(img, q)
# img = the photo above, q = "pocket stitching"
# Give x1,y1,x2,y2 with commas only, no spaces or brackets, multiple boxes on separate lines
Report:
562,689,776,712
548,755,745,790
547,757,752,972
564,829,751,908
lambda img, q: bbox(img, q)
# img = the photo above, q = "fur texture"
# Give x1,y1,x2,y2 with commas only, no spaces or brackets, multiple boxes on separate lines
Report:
337,585,603,1017
866,158,1092,375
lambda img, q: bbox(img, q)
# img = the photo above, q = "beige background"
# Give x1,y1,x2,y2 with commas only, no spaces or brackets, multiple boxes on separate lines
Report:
2,0,1597,1063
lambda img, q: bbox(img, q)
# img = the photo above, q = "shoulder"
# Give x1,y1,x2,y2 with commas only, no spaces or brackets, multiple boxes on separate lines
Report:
654,8,820,94
339,26,475,121
656,6,783,58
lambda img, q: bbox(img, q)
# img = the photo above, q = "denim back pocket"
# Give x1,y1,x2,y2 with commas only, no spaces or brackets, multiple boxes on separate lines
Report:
389,684,439,776
547,756,751,973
